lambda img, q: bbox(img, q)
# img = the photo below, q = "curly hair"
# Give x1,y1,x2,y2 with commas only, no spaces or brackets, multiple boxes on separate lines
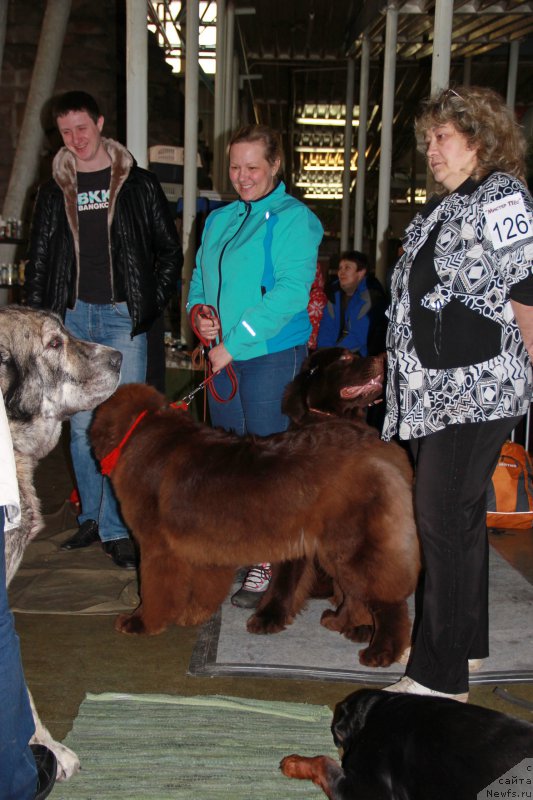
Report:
228,124,284,176
415,85,527,182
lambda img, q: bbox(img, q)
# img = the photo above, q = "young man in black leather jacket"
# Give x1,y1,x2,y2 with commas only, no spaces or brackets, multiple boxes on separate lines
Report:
26,91,182,569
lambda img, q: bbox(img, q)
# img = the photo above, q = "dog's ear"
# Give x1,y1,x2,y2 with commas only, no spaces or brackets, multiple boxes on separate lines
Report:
281,371,309,423
332,690,382,749
332,697,355,749
0,343,44,422
90,383,164,461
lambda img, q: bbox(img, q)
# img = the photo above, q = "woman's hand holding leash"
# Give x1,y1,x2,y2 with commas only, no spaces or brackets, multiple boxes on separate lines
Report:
195,305,221,342
208,342,233,372
193,307,233,371
189,304,237,402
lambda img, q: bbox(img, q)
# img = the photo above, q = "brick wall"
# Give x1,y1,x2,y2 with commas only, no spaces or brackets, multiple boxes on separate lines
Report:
0,0,185,221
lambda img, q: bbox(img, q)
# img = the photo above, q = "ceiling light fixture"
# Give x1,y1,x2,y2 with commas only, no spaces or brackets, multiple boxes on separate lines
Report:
295,117,359,127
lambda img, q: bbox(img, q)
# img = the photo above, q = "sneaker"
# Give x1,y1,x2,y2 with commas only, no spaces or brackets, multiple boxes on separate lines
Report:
231,563,272,609
383,676,468,703
398,647,483,674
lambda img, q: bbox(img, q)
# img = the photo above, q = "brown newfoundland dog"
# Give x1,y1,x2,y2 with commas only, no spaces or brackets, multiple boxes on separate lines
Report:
248,347,397,640
90,349,420,667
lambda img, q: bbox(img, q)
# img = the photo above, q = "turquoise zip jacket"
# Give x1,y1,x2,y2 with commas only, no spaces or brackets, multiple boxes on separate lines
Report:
187,181,323,361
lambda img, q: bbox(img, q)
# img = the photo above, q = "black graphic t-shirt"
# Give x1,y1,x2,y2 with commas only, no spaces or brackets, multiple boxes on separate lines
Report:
77,167,113,303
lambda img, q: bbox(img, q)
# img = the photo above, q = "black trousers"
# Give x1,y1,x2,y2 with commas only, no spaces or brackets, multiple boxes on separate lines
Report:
406,415,523,694
146,314,166,395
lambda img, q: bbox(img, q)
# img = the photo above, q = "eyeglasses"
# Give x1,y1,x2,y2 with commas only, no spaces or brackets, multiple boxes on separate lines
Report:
438,87,465,106
444,87,463,100
427,87,467,119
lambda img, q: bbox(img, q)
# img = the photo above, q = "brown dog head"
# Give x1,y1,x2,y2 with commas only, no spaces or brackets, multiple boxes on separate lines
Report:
90,382,166,465
283,347,385,425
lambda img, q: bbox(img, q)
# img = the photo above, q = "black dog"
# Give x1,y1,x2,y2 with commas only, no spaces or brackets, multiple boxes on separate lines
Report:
281,688,533,799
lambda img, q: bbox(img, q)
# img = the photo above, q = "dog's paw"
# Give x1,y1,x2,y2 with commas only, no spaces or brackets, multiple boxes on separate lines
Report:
359,644,396,668
281,754,340,784
319,608,343,632
398,646,411,665
341,624,373,643
246,610,289,634
115,611,152,635
53,742,81,781
280,754,305,778
30,735,80,781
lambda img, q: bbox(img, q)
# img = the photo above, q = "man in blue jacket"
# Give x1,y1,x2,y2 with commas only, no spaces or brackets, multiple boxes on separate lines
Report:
317,251,371,354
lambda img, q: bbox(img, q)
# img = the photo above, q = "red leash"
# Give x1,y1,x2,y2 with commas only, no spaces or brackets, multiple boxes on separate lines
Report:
100,306,237,477
189,304,238,403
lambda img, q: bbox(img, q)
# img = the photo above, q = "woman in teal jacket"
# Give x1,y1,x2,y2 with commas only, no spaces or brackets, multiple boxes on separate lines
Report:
187,124,323,607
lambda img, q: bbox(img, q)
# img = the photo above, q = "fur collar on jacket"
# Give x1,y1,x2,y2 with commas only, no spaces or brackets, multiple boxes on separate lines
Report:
52,136,133,190
51,138,134,261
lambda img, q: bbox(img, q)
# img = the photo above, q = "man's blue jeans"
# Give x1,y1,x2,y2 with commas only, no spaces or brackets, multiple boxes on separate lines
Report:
65,301,147,542
0,508,37,800
208,345,307,436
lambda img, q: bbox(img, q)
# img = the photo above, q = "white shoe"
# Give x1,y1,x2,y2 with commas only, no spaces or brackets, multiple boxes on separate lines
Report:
398,647,483,673
383,676,468,703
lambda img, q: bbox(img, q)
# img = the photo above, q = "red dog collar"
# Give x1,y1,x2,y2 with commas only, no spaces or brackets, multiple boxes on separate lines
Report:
100,401,188,476
100,409,149,476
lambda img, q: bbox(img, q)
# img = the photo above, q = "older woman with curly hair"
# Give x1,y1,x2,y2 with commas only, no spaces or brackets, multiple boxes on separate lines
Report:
383,86,533,701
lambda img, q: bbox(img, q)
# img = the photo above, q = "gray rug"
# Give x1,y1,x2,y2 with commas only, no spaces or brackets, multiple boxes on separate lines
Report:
189,547,533,684
8,503,139,615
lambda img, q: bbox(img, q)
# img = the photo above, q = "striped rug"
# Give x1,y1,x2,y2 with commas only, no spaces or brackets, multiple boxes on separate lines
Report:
52,693,338,799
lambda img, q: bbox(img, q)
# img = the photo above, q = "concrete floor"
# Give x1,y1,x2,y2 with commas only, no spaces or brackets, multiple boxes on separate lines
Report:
15,428,533,754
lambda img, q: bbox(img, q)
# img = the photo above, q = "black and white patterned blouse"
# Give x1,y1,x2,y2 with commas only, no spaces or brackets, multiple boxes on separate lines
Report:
383,171,533,442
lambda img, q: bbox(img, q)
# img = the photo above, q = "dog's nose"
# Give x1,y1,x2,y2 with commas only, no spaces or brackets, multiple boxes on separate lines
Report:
110,351,123,371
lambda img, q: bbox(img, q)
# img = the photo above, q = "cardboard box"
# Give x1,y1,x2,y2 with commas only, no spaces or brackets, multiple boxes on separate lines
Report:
148,145,202,167
160,183,183,202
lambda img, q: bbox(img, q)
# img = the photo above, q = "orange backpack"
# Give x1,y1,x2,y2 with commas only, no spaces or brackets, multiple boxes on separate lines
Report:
486,440,533,530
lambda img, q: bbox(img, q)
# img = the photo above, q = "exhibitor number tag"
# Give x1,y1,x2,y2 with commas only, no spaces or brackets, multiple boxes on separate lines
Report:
484,192,533,251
